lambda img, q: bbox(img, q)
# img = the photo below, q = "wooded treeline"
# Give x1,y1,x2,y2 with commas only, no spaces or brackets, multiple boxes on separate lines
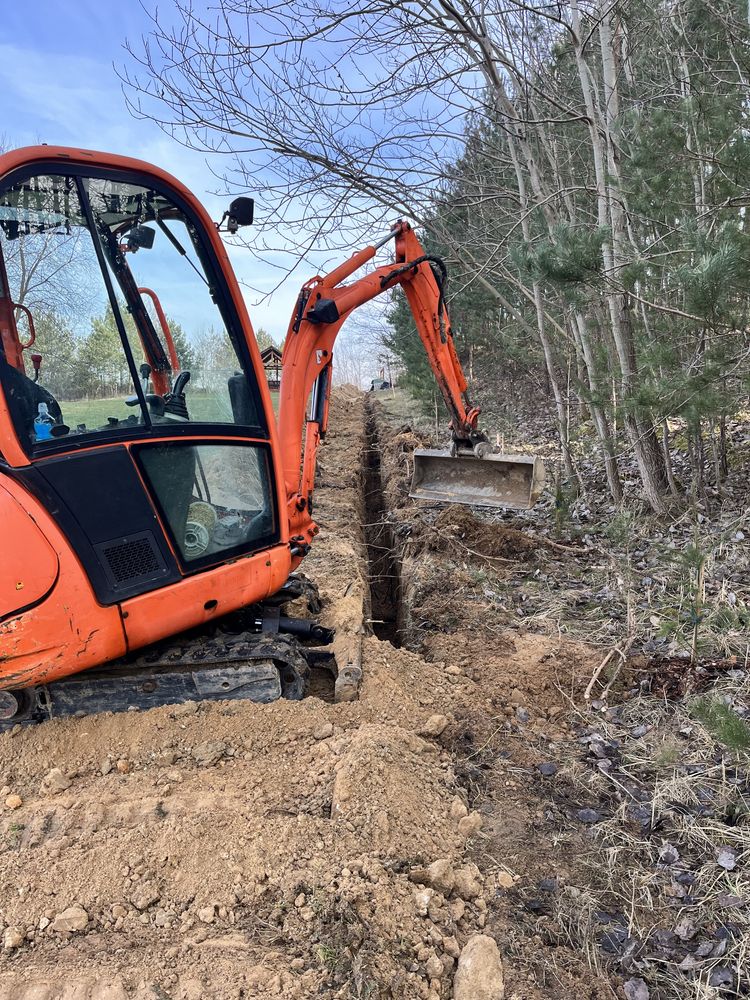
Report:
25,307,258,402
383,0,750,513
125,0,750,512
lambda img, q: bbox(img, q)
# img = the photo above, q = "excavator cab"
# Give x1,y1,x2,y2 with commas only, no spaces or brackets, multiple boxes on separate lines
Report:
0,149,299,717
0,163,278,573
0,145,542,726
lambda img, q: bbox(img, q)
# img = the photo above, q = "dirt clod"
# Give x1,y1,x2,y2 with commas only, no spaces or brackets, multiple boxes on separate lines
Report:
409,859,456,895
40,767,71,794
51,905,89,934
458,811,483,840
191,740,227,766
419,713,449,737
3,927,24,950
453,865,483,900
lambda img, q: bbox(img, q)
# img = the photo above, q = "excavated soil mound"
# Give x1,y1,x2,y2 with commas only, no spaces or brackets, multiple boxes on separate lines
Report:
0,646,478,1000
416,505,539,561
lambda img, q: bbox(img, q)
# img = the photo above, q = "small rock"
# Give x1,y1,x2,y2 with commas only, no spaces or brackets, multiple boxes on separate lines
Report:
51,905,89,934
509,688,524,706
100,759,113,776
192,741,227,767
658,843,680,865
495,872,515,890
313,722,334,740
716,893,743,908
458,811,483,840
131,886,160,911
674,916,697,941
38,917,50,931
154,908,174,927
409,859,455,896
708,967,735,988
442,936,460,958
624,978,649,1000
413,888,434,916
172,701,199,718
453,866,482,900
716,846,738,871
290,957,305,971
576,808,600,824
3,927,24,950
197,906,216,924
515,707,529,723
112,904,128,919
419,714,449,738
4,793,22,810
425,954,444,979
450,797,468,821
116,759,131,774
453,934,504,1000
40,768,71,795
537,762,558,777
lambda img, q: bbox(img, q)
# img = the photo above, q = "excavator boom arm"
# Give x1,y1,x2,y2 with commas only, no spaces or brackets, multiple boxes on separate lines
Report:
277,221,482,550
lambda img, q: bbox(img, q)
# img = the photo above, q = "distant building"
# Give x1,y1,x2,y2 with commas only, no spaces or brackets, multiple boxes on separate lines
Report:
261,345,282,390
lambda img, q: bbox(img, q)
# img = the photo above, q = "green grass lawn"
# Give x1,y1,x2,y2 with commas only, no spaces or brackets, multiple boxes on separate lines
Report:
58,391,279,430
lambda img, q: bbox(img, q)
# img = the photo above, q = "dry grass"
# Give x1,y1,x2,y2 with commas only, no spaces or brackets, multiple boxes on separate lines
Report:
552,671,750,998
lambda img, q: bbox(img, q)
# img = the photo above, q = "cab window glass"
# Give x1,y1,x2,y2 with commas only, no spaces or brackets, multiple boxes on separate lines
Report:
0,171,260,451
136,442,275,566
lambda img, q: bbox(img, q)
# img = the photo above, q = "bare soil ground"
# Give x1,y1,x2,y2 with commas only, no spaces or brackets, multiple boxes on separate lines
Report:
0,388,746,1000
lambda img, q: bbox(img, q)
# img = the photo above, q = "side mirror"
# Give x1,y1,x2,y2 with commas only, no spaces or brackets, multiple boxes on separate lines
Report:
226,197,254,233
126,225,155,251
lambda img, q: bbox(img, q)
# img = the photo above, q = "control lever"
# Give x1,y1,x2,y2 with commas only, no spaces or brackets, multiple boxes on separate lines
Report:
126,393,166,416
139,362,152,393
164,370,191,419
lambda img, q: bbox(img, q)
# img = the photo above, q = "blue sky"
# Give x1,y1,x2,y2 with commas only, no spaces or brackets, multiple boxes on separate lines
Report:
0,0,330,345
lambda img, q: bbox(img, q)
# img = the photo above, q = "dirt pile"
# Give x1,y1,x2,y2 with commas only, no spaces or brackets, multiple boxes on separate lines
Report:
0,636,502,999
413,505,540,561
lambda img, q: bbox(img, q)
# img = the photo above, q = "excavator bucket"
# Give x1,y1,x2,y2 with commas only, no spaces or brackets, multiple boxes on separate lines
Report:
410,449,544,509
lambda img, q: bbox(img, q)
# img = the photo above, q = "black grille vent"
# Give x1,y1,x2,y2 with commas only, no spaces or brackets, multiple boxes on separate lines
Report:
95,531,167,591
104,537,161,582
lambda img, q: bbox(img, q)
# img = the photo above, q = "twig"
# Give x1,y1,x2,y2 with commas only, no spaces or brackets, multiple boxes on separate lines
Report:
584,635,636,701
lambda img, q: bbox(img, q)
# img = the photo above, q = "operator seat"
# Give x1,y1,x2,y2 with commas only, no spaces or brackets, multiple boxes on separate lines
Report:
0,360,63,450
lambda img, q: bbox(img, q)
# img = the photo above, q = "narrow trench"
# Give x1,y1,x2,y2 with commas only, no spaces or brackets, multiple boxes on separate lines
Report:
362,401,403,646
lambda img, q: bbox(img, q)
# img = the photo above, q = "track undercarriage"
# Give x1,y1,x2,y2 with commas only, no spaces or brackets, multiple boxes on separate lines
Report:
0,576,335,729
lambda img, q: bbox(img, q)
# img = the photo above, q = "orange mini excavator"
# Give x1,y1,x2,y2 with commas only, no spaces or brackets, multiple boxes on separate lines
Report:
0,145,542,725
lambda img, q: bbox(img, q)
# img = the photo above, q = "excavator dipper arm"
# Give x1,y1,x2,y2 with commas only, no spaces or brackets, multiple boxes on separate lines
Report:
277,221,483,555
